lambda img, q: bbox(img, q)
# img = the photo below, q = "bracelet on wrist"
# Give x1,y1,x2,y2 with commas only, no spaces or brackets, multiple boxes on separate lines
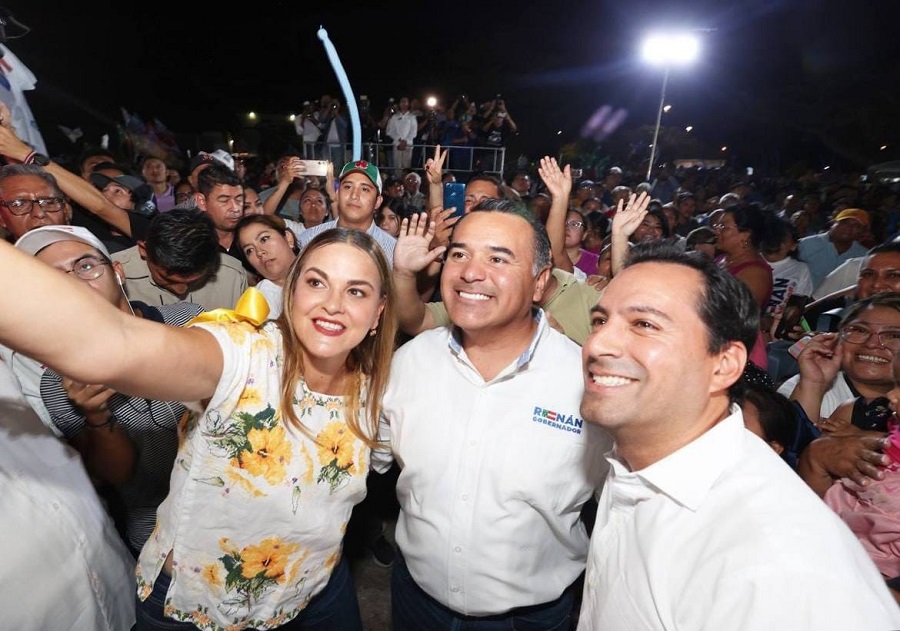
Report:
84,413,115,429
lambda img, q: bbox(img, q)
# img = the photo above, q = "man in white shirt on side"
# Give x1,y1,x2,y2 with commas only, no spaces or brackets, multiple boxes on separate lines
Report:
0,359,135,630
385,96,418,173
576,239,900,630
374,200,611,630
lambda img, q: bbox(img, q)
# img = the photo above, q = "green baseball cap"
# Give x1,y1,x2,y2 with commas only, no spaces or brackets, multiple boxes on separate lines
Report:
339,160,382,193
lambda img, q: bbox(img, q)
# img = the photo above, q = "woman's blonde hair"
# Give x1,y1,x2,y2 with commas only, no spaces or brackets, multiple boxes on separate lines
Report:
276,228,397,447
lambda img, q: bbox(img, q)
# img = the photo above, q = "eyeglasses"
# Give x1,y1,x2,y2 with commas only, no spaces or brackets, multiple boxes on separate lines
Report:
839,324,900,351
711,223,728,232
565,220,585,229
65,255,111,281
1,196,66,216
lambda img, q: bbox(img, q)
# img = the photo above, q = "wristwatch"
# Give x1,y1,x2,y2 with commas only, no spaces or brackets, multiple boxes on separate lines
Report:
28,153,51,166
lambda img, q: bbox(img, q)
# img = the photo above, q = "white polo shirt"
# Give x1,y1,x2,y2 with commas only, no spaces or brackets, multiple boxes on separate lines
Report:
577,407,900,631
374,311,611,616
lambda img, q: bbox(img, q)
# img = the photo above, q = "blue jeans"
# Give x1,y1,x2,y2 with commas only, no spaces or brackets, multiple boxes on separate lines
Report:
136,556,362,630
391,551,574,631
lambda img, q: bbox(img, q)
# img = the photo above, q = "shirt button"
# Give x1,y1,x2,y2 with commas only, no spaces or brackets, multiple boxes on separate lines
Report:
451,586,460,593
461,494,469,501
454,546,462,553
468,440,476,446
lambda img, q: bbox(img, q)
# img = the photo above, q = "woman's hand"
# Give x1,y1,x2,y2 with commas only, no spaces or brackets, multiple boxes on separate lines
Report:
796,332,842,387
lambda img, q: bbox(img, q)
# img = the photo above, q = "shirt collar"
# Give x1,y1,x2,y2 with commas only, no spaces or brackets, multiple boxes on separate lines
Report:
448,308,547,380
607,405,746,512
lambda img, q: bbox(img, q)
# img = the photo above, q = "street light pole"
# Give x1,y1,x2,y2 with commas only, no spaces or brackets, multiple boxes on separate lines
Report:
647,67,669,182
641,32,700,182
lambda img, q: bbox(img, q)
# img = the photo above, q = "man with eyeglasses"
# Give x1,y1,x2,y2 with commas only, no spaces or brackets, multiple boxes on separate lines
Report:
0,164,71,241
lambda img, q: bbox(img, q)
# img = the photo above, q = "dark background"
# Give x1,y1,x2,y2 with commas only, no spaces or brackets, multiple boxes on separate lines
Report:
5,0,900,174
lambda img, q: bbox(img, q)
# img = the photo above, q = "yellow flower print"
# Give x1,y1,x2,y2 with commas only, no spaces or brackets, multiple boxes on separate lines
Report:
297,393,316,415
223,321,254,345
252,335,276,355
202,563,222,588
226,467,266,497
191,611,211,626
316,422,355,469
237,386,264,409
237,426,292,485
219,536,240,556
239,537,300,581
300,444,314,484
285,549,309,585
324,549,339,571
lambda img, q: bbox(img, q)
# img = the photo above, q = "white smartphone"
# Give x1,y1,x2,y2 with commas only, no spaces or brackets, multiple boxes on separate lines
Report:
297,159,329,177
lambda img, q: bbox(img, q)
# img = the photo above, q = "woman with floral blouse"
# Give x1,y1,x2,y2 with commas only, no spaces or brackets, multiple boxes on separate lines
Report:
0,228,397,631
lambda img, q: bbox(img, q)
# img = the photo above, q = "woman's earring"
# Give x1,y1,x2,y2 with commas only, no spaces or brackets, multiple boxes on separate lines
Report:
369,328,377,337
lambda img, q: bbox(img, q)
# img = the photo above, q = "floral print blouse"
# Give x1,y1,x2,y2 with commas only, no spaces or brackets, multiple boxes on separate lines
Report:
136,320,370,630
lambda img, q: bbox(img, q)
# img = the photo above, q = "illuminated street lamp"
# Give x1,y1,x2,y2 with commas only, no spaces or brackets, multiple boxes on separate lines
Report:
685,125,694,132
641,32,700,181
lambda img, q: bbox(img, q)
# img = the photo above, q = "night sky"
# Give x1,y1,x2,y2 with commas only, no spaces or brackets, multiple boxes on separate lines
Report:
6,0,900,173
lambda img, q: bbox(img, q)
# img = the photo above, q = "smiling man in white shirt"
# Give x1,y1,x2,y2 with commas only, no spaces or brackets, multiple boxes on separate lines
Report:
375,200,610,630
577,239,900,631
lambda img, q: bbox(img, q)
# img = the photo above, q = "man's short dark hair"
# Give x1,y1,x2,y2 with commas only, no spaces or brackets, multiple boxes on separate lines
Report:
197,164,242,197
466,173,502,196
625,240,759,355
0,164,65,197
462,198,551,273
144,208,220,278
866,241,900,257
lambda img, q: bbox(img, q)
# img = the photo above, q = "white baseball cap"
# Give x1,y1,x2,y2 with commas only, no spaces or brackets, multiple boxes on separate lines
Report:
14,225,111,259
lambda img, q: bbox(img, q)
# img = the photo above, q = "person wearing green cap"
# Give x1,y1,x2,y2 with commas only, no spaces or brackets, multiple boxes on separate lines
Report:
297,160,396,267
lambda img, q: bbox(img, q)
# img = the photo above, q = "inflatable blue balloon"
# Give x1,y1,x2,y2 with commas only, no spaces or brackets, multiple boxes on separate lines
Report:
317,27,361,162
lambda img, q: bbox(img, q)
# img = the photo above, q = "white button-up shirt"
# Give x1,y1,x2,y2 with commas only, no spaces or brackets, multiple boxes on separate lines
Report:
578,407,900,631
0,360,135,630
375,312,611,616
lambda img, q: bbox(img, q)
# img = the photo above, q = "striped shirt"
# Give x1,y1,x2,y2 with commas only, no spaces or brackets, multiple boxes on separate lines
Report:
40,301,203,552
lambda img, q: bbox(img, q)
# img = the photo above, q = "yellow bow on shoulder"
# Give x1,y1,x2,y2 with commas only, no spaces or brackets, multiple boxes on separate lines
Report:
186,287,271,328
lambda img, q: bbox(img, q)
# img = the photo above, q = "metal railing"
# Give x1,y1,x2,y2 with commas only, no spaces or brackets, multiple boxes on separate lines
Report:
297,142,506,178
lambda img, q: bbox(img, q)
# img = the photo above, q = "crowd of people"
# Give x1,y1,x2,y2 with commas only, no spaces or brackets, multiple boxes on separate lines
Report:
291,93,519,175
3,86,900,631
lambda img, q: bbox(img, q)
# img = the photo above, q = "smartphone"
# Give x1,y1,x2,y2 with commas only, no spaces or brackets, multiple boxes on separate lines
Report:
773,294,811,339
443,182,466,218
297,159,329,177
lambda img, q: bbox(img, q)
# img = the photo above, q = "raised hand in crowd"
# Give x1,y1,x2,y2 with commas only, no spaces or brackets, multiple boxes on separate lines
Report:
424,143,448,211
392,212,446,332
610,191,651,277
537,156,574,273
791,332,844,424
